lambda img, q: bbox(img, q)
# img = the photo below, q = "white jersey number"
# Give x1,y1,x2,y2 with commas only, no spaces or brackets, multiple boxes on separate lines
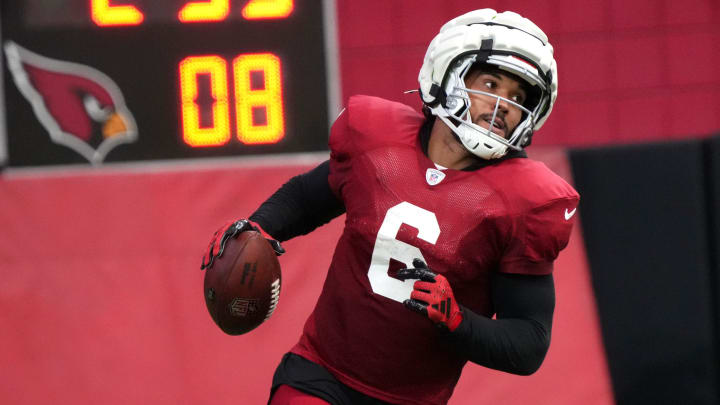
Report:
367,202,440,302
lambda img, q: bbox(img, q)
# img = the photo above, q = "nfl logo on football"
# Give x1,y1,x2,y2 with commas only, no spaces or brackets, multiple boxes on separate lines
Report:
229,298,258,317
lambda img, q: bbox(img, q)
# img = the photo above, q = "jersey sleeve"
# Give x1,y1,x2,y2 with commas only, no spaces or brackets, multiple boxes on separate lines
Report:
499,196,580,275
327,107,352,198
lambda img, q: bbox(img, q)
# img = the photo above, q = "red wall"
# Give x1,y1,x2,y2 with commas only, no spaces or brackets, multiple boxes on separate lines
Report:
336,0,720,147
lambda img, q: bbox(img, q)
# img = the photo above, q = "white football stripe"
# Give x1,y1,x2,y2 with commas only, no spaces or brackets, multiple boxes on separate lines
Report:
265,279,281,320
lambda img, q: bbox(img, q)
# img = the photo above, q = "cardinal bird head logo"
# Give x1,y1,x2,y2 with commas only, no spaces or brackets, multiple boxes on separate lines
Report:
4,41,137,165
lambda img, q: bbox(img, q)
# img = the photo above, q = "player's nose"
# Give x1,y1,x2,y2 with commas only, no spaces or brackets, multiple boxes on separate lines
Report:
495,95,510,115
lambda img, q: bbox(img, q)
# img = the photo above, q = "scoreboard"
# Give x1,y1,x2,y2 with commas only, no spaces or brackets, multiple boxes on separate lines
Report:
0,0,336,167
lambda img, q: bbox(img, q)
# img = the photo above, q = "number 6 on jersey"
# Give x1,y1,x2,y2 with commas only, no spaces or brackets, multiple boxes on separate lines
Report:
368,202,440,303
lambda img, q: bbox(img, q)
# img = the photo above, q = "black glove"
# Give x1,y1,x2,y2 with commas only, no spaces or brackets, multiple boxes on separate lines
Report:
201,219,285,270
396,258,463,331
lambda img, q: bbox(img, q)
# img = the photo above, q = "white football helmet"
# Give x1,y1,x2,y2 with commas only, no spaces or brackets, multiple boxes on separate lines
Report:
418,9,558,159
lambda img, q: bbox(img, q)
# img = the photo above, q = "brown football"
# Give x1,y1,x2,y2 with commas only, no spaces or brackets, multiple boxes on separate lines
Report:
203,230,282,335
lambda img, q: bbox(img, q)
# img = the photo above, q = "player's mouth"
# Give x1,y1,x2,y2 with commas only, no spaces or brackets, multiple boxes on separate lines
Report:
476,114,507,137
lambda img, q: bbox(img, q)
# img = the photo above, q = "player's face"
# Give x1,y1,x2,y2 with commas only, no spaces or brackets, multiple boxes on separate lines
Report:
464,71,526,139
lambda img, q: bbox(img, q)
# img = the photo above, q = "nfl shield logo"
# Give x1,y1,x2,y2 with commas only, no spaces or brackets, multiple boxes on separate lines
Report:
425,168,446,186
229,298,258,317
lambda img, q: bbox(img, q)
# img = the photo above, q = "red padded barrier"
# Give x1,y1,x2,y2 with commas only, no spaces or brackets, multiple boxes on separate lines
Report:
665,0,715,25
557,38,614,94
336,1,720,146
612,36,665,91
609,0,663,30
0,150,613,404
553,0,606,33
667,32,718,87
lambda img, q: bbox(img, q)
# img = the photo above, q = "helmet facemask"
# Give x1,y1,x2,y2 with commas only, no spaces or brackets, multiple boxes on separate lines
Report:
429,55,550,160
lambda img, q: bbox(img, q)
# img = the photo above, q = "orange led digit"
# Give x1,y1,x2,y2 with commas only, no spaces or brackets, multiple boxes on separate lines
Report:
233,53,285,144
178,0,229,23
179,56,231,147
90,0,144,26
242,0,294,20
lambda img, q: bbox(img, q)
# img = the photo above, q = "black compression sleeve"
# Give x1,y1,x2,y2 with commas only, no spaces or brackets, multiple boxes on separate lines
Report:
444,273,555,375
249,160,345,242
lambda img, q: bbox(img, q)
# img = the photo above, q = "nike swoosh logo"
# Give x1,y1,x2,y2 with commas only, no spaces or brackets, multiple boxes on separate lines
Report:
564,208,577,220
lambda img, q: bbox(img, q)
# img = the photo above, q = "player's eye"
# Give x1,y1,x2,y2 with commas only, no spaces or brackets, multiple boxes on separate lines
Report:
484,80,496,90
510,88,528,105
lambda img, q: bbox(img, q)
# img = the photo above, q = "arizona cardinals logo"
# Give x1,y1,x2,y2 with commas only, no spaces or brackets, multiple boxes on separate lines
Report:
4,41,137,165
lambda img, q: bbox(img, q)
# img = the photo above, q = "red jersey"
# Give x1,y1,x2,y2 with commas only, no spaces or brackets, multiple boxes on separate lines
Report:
291,96,579,405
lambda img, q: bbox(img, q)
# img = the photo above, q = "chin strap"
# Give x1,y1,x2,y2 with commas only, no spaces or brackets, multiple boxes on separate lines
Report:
435,113,509,160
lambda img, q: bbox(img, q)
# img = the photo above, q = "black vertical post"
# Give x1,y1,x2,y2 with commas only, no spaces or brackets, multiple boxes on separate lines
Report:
570,138,719,405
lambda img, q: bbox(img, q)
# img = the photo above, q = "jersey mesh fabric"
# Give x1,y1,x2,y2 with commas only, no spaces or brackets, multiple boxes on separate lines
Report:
291,96,579,405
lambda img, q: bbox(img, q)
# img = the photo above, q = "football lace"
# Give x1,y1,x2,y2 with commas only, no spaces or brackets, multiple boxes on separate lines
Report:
265,278,281,320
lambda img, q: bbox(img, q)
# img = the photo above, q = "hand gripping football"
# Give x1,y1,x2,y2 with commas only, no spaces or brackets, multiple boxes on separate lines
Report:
203,230,282,335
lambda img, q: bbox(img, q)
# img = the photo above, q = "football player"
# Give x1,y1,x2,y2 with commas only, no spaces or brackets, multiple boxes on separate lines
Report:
203,8,579,405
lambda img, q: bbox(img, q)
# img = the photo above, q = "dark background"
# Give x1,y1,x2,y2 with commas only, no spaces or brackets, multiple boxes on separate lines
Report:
571,135,720,404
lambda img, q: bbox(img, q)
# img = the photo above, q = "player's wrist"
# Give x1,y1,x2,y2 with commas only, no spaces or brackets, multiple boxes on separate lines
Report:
247,219,286,256
248,219,271,239
447,309,463,332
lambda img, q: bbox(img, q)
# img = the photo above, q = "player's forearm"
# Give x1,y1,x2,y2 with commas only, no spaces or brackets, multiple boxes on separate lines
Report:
445,273,555,375
446,307,551,375
250,160,345,242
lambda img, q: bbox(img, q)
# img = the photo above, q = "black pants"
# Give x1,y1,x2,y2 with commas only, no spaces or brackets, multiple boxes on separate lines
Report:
269,353,395,405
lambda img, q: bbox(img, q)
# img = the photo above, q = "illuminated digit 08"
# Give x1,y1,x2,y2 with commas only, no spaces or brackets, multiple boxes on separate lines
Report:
179,56,231,147
90,0,144,26
178,0,229,23
242,0,294,20
233,53,285,144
